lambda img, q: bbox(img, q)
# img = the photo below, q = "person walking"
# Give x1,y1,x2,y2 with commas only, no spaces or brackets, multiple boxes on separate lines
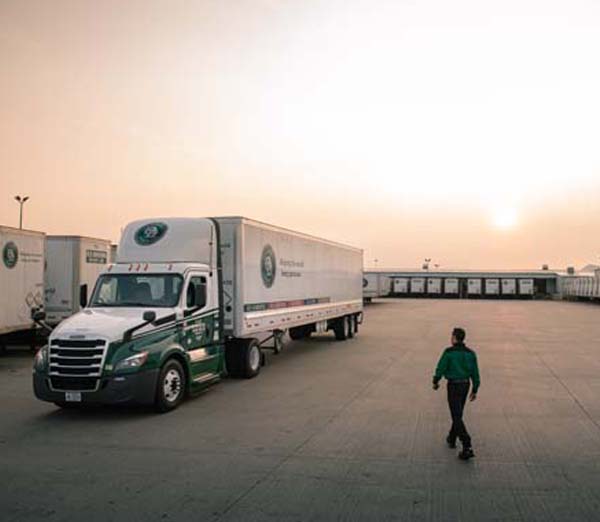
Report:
432,327,480,460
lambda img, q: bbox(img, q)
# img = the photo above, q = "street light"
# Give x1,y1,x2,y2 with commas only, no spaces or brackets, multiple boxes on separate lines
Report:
14,195,29,229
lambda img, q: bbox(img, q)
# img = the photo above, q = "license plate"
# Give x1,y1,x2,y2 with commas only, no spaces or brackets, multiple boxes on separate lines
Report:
65,392,82,402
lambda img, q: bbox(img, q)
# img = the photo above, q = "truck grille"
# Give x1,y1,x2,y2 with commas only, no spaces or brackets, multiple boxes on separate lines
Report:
50,377,100,392
49,338,107,379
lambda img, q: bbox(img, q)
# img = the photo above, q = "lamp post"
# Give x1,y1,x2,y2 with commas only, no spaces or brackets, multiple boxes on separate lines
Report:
14,195,29,229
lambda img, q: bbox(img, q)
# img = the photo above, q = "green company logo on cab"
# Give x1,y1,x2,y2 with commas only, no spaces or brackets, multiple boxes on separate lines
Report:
134,223,168,246
3,242,19,269
261,245,277,288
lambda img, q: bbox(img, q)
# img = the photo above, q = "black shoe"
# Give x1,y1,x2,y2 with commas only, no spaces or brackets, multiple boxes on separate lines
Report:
458,448,475,460
446,436,456,449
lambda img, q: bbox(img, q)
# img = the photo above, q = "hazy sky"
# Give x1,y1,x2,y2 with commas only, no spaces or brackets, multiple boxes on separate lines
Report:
1,0,599,269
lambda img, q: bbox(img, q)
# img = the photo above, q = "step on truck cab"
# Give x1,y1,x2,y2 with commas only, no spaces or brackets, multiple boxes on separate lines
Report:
33,217,363,412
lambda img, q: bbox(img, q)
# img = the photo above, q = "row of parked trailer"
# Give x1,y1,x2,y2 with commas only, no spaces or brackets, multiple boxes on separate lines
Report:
363,272,546,301
0,225,114,343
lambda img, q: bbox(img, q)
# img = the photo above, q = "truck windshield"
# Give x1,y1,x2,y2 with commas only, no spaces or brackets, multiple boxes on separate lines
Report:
90,274,183,308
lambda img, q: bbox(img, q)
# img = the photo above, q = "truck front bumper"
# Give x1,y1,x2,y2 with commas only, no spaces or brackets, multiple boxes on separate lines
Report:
33,369,159,406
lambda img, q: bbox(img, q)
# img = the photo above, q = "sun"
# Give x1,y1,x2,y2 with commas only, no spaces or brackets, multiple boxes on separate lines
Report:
491,207,518,230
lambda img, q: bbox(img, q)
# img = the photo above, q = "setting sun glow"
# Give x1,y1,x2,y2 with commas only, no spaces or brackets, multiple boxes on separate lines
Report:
491,208,519,231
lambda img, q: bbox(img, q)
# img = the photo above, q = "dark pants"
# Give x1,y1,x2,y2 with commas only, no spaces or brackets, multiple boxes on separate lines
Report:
447,381,472,448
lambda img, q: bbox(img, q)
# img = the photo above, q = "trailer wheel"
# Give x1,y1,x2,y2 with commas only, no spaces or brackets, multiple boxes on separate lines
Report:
347,316,355,339
333,317,347,341
273,331,284,355
289,325,312,340
226,339,261,379
155,358,186,413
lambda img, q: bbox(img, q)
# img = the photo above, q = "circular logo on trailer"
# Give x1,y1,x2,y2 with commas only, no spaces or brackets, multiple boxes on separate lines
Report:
134,222,168,246
2,242,18,269
363,278,368,288
261,245,277,288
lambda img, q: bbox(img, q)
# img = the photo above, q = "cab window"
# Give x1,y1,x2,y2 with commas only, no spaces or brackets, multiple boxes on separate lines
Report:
186,276,207,309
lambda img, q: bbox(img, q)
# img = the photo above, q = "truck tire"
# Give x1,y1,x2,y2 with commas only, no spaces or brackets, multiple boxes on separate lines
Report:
289,325,312,340
346,315,356,339
155,358,186,413
333,317,347,341
226,339,261,379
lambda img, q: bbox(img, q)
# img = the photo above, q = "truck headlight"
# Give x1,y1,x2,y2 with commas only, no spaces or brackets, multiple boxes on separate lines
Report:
114,351,149,372
33,345,48,371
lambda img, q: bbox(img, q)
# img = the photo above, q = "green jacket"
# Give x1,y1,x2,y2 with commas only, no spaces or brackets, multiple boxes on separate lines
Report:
433,343,480,393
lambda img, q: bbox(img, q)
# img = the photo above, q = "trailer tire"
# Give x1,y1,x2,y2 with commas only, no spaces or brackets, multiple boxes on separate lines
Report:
154,358,186,413
226,339,261,379
289,325,312,340
333,317,347,341
347,316,355,339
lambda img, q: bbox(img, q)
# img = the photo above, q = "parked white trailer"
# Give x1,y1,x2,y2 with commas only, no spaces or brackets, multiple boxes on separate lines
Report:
485,279,500,296
393,277,409,294
501,278,517,296
0,226,45,337
34,217,364,411
45,236,112,325
444,278,459,295
427,278,442,294
467,278,482,295
410,277,425,294
518,278,534,296
363,273,390,301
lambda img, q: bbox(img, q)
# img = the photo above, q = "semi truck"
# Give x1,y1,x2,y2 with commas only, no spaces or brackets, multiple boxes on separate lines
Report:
45,236,111,325
33,217,363,411
0,226,45,346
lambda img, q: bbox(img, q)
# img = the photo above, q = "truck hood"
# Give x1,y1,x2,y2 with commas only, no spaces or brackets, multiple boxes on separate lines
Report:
50,308,176,343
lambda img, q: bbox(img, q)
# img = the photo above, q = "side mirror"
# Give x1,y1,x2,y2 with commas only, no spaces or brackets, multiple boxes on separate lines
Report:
79,284,88,308
194,286,206,309
143,310,157,323
32,310,46,321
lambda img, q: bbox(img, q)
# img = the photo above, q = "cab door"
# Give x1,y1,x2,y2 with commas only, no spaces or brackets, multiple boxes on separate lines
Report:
180,274,221,384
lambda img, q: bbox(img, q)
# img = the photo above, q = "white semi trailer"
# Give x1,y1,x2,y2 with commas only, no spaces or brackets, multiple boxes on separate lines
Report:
410,277,425,294
427,278,442,295
467,278,482,296
519,278,534,296
363,273,390,302
0,226,45,340
485,279,500,296
501,278,517,296
444,278,459,296
45,236,112,325
33,217,363,411
393,277,409,295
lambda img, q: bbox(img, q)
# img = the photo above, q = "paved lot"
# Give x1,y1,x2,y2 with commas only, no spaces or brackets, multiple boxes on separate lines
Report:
2,299,600,521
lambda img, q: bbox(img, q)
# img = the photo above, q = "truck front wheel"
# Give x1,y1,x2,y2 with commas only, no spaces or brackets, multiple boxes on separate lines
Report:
155,359,186,413
226,339,261,379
